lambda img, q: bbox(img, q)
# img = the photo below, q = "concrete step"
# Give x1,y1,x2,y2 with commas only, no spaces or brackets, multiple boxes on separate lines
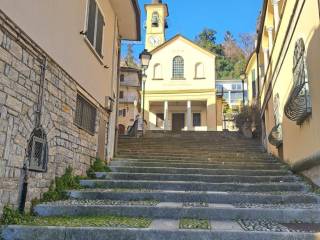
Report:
68,189,320,204
111,161,286,170
33,201,320,223
80,179,309,192
109,166,291,176
4,224,320,240
116,154,277,162
103,172,298,183
112,157,283,165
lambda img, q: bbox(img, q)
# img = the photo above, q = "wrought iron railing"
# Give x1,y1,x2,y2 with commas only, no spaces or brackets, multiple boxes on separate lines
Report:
284,38,312,125
268,124,283,148
127,119,139,137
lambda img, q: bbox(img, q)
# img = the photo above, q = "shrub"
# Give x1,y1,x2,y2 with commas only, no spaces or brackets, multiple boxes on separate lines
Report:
235,105,261,137
0,205,31,225
86,158,111,179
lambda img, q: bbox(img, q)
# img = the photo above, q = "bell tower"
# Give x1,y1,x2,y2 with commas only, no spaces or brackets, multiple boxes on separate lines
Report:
145,0,169,51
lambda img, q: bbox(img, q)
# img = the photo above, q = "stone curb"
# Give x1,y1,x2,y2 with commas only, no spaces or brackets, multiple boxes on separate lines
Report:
3,226,318,240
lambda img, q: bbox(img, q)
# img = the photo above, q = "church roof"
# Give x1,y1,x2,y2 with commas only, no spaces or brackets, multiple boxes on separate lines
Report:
150,34,216,58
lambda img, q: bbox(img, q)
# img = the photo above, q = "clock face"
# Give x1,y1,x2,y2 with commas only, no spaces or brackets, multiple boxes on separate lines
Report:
149,36,160,47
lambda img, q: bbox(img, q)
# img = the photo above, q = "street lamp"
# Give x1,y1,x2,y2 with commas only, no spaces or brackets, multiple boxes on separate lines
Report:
240,73,247,106
139,49,152,134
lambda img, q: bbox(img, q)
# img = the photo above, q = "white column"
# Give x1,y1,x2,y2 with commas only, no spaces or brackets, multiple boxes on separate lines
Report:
164,101,169,130
272,0,280,31
133,100,138,120
263,48,269,74
267,26,274,51
187,100,192,130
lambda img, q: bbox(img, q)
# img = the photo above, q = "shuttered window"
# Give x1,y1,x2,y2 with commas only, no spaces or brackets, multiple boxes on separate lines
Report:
86,0,105,58
75,94,97,134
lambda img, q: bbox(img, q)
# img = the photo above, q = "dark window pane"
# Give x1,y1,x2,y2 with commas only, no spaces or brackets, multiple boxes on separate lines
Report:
156,113,164,127
193,113,201,127
95,9,104,57
87,0,96,46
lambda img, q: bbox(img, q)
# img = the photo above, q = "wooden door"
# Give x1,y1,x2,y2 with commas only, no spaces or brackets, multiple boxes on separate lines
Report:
172,113,185,131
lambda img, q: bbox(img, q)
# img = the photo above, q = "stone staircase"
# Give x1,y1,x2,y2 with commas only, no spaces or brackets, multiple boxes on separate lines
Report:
3,131,320,239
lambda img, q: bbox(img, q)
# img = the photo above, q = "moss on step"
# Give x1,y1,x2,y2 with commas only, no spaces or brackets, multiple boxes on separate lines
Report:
87,159,112,179
179,219,210,230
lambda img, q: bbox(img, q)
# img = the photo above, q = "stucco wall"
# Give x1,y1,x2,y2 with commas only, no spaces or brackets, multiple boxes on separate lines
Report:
0,0,118,105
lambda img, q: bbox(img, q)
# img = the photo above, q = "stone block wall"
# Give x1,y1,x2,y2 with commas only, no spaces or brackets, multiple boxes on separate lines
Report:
0,17,108,214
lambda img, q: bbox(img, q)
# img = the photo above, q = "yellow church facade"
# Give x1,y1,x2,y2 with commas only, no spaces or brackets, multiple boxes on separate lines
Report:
143,1,217,131
246,0,320,185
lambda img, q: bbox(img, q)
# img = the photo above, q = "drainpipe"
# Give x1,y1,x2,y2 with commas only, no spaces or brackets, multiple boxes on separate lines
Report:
19,57,47,213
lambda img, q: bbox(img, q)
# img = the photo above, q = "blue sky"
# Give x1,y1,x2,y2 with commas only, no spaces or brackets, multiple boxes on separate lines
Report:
122,0,263,59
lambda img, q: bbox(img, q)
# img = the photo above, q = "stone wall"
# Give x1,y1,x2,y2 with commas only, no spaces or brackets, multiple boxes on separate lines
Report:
0,17,108,214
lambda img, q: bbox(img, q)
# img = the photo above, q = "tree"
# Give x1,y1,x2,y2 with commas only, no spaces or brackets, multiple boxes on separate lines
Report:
195,28,223,55
239,33,257,59
123,44,138,67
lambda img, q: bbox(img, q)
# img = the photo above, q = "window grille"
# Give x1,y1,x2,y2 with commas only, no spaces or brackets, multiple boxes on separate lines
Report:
27,128,48,172
284,38,312,125
172,56,184,79
75,94,97,134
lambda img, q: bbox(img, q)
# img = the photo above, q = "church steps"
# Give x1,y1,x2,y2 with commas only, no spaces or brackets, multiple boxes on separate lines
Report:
33,201,320,224
110,161,285,170
68,190,320,205
4,225,320,240
108,166,290,175
102,172,298,183
79,179,308,192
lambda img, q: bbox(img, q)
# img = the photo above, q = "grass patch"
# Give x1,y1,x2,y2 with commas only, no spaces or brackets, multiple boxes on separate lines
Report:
31,167,82,208
86,159,111,179
1,208,151,228
179,218,211,230
22,216,151,228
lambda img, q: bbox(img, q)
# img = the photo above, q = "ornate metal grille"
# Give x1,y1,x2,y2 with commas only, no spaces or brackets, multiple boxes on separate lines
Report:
268,93,283,147
284,38,312,124
172,56,184,79
75,94,97,134
26,128,48,172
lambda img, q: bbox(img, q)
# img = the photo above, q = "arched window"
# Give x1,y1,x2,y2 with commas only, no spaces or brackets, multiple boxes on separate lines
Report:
195,63,204,79
172,56,184,79
153,63,162,79
284,38,312,124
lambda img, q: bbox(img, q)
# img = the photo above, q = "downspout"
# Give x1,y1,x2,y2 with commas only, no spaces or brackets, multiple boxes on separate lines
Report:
113,16,121,158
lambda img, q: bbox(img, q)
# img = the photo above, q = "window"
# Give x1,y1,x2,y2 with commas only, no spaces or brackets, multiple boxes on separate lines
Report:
85,0,105,58
75,94,97,134
118,109,126,117
120,74,124,82
252,70,256,98
119,91,124,99
172,56,184,79
156,113,164,127
193,113,201,127
195,63,204,79
153,63,162,79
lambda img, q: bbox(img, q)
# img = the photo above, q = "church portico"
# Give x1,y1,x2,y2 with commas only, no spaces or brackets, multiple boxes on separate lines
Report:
144,93,216,131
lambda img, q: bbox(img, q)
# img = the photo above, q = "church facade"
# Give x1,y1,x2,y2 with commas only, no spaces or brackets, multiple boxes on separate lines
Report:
143,0,217,131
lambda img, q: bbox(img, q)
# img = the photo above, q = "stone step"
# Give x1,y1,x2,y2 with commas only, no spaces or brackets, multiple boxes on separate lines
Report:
3,223,320,240
111,161,286,170
80,179,309,192
68,189,320,204
113,156,280,164
103,172,298,183
33,201,320,223
109,166,290,176
116,154,276,162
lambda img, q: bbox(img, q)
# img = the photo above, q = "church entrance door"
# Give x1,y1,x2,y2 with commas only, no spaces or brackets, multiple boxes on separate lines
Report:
172,113,185,131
